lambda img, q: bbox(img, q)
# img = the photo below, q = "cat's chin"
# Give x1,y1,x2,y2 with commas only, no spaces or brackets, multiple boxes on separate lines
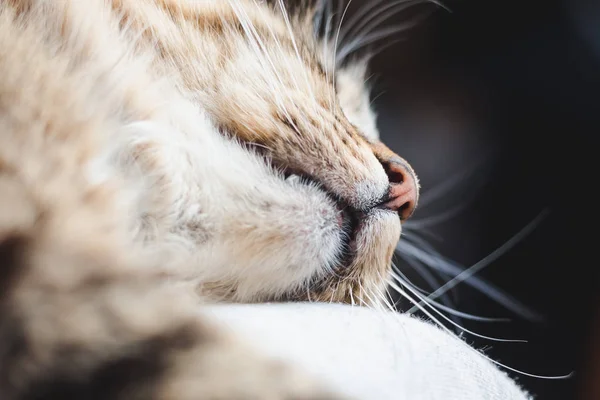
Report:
341,209,401,283
285,209,401,306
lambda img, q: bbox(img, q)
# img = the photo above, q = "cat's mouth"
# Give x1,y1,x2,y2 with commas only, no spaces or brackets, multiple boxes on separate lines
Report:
281,168,361,269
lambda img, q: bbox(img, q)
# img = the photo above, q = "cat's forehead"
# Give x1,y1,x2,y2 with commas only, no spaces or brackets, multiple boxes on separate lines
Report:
224,1,377,135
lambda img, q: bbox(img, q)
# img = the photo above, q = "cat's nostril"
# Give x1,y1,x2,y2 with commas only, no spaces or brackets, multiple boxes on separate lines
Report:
379,159,419,220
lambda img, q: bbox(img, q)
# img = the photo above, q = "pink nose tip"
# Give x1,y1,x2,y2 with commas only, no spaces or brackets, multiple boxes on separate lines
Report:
380,159,419,220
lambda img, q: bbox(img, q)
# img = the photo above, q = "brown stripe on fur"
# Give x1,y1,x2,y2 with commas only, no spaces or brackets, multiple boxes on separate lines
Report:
0,235,28,301
154,0,233,34
16,323,199,400
152,0,327,77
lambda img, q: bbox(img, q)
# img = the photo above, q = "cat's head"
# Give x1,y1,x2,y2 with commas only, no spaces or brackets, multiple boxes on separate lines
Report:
159,1,420,305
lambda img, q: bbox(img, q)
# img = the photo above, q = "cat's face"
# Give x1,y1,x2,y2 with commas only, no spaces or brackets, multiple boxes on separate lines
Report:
151,1,419,305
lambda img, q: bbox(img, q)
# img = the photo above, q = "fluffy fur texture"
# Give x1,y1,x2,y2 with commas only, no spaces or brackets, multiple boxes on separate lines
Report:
0,0,420,398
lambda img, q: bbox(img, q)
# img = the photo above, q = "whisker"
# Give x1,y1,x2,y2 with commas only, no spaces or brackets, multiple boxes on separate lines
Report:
329,288,337,304
314,0,337,109
392,259,437,295
231,1,307,135
376,269,406,312
358,283,370,308
337,0,447,62
417,158,490,209
277,0,316,99
392,256,458,320
391,264,510,322
337,16,429,62
403,199,473,230
397,231,457,301
363,39,404,65
400,231,447,259
312,0,326,36
369,89,387,107
334,0,346,33
404,211,549,319
250,0,311,132
227,2,288,106
340,0,424,48
389,274,573,379
349,286,356,306
396,238,542,320
331,0,354,103
382,285,397,312
362,286,383,310
338,0,389,45
429,300,511,323
387,272,526,342
306,279,313,303
374,271,396,312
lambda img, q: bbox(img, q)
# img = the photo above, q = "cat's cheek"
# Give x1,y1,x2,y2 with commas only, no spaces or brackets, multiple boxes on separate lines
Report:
189,184,346,301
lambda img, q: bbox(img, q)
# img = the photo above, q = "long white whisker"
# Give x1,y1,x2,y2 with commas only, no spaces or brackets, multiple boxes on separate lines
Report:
337,18,427,62
391,265,510,322
328,287,336,304
375,270,397,312
396,237,542,320
389,273,572,380
369,88,388,107
229,1,304,133
331,0,353,97
252,1,299,78
340,0,424,46
338,0,389,45
396,246,452,287
399,231,448,262
363,39,404,65
323,0,334,44
393,255,458,315
313,0,326,36
387,273,526,342
306,278,313,303
403,200,472,230
398,233,457,303
250,0,312,133
393,259,438,295
358,283,370,308
334,0,345,31
377,271,408,312
382,285,397,312
430,300,511,322
227,2,287,106
320,0,337,109
362,286,384,311
277,0,316,100
406,211,549,315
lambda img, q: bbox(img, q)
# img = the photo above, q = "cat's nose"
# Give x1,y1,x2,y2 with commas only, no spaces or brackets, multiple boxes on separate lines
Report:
379,158,419,220
368,142,419,220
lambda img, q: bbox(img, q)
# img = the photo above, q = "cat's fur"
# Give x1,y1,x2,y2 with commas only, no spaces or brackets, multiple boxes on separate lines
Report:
0,0,419,398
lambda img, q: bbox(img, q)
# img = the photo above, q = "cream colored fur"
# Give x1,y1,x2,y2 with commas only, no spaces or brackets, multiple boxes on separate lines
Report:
0,0,419,398
0,0,406,304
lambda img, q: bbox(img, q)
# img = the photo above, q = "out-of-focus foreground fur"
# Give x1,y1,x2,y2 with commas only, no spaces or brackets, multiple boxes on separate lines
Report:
0,0,419,398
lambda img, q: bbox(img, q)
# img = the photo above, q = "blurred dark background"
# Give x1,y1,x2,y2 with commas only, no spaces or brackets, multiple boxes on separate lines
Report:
343,0,599,399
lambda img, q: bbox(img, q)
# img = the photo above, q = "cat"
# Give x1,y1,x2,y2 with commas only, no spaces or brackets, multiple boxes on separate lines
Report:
0,0,420,398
